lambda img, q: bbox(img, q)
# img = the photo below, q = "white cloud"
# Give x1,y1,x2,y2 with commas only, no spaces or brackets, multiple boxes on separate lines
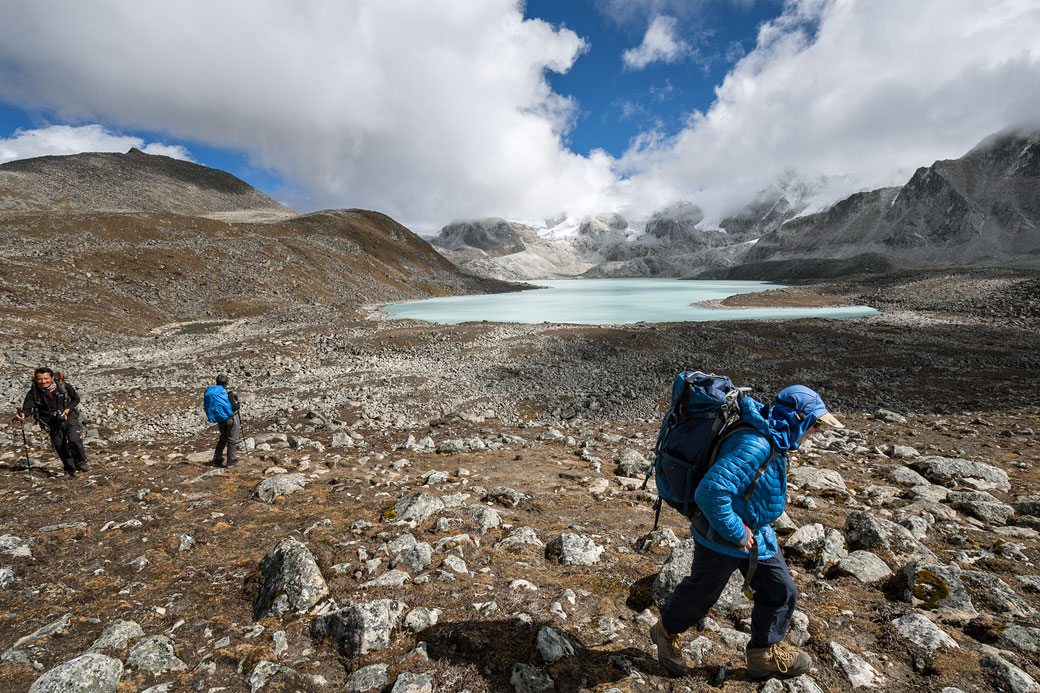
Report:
623,15,689,70
0,124,194,165
0,0,1038,231
619,0,1040,221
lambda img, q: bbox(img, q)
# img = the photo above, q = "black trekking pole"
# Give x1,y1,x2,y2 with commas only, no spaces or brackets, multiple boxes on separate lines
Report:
16,417,31,472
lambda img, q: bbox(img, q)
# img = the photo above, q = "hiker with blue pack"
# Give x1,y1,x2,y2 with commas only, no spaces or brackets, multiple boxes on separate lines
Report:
204,374,241,467
643,372,843,680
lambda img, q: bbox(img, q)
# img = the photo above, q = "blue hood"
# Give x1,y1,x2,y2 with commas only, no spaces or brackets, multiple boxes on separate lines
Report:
739,393,816,452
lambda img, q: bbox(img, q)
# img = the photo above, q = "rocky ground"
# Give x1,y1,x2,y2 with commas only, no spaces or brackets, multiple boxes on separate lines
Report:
0,269,1038,692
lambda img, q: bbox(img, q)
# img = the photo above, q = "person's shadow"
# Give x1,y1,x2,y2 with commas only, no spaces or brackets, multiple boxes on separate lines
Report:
420,616,721,691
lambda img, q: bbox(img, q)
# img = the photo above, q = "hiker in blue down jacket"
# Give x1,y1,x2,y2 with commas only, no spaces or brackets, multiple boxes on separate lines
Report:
649,385,844,680
203,374,240,467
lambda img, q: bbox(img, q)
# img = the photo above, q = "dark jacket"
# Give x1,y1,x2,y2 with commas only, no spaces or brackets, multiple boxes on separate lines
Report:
21,382,80,426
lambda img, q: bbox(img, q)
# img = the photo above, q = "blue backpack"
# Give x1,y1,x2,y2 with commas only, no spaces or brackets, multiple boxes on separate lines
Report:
644,371,751,530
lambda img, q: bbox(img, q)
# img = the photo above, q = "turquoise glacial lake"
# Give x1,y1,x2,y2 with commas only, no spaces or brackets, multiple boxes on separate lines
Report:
383,278,878,325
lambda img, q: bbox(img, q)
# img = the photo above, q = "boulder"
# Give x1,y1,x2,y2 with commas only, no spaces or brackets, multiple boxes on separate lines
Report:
390,672,434,693
254,473,310,503
947,490,1015,526
844,510,935,560
789,467,847,495
29,654,123,693
907,456,1010,492
344,663,389,692
614,448,650,477
545,534,604,566
389,492,445,525
829,641,880,688
126,635,186,673
980,653,1040,693
496,527,543,549
88,620,145,652
536,626,575,663
902,562,978,622
311,599,407,656
833,551,893,583
510,662,554,693
253,538,331,620
890,613,958,652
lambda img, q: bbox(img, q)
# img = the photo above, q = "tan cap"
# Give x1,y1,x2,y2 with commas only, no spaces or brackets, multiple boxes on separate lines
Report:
816,412,844,429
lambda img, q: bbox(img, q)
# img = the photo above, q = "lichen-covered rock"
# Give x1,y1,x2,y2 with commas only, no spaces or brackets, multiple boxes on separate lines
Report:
0,534,31,558
545,533,604,566
829,641,880,688
496,526,543,548
980,653,1040,693
391,542,432,573
536,626,575,663
833,551,893,583
486,486,530,507
247,661,305,693
88,620,145,652
891,613,958,652
907,456,1010,492
786,523,848,570
652,540,694,606
29,654,123,693
344,663,389,692
510,662,554,693
390,672,434,693
388,492,445,525
947,490,1015,526
789,467,847,495
467,504,502,534
253,538,331,620
311,599,407,656
614,448,650,477
961,570,1038,619
902,562,978,622
254,473,310,503
844,510,935,560
126,635,186,673
634,528,681,552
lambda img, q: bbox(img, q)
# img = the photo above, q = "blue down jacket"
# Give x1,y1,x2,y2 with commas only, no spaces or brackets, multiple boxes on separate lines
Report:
692,396,788,560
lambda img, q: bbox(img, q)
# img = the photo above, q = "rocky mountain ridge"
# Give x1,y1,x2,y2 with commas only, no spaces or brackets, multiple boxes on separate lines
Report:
0,150,518,340
432,128,1040,281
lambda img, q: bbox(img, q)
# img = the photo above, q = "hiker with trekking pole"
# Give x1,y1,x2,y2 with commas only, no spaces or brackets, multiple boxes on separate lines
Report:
643,374,843,681
204,374,241,467
14,367,90,478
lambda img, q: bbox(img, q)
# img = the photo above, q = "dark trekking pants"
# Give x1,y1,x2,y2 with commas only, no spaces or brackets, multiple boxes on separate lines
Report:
46,413,88,475
660,541,797,648
214,413,241,462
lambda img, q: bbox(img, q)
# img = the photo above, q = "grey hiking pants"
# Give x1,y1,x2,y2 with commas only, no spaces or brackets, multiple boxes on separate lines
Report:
213,413,240,461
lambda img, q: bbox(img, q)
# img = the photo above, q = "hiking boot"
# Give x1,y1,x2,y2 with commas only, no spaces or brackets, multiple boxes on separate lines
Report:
649,620,691,677
746,643,812,680
76,462,89,472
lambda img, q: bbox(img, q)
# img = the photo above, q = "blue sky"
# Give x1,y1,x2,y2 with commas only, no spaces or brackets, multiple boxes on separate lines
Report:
1,1,1038,233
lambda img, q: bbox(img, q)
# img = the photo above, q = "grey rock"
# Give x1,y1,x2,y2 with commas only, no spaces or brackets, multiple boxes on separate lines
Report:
980,653,1040,693
126,635,186,673
634,527,681,552
788,610,811,647
786,523,848,570
486,486,529,507
1014,495,1040,517
774,511,799,535
4,613,73,664
538,428,565,442
510,662,554,693
0,567,13,588
888,444,919,459
247,661,303,693
829,641,880,688
254,473,310,503
496,526,543,548
390,492,445,525
391,672,433,693
652,540,694,606
891,466,930,487
386,533,418,555
614,448,650,477
961,570,1037,619
253,538,331,620
361,569,411,588
467,504,502,534
875,409,908,423
311,599,407,656
902,561,978,622
0,534,31,557
833,551,893,583
536,626,575,663
344,663,389,692
1002,625,1040,654
441,554,469,574
895,514,930,540
545,533,604,566
908,456,1011,492
391,542,432,573
789,467,847,494
88,619,145,652
403,607,440,633
29,654,123,693
682,635,713,665
947,490,1015,526
718,627,751,650
331,432,355,448
890,613,958,652
844,510,935,560
908,484,950,503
